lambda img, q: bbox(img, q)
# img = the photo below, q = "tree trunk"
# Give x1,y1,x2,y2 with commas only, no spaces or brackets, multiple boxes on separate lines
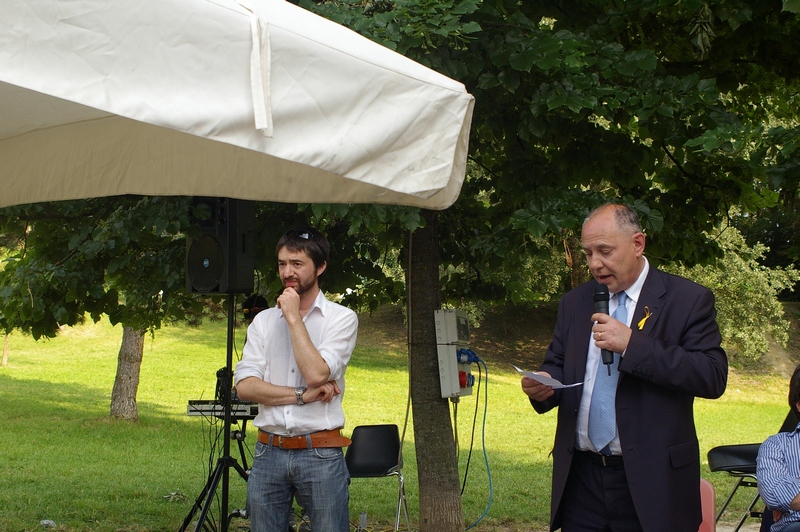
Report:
110,326,145,421
565,235,590,289
2,333,8,367
407,209,465,531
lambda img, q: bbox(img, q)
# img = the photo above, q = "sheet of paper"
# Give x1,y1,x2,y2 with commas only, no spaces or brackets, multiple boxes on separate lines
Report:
513,365,583,389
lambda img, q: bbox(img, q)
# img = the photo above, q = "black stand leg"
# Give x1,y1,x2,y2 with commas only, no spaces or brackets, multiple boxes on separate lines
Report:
180,295,249,532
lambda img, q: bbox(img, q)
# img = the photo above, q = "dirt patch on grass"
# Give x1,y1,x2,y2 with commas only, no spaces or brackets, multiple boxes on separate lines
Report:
468,303,557,369
356,303,408,350
357,302,557,369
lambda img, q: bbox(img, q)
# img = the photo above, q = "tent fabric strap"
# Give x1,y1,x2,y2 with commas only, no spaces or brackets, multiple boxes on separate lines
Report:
235,0,273,137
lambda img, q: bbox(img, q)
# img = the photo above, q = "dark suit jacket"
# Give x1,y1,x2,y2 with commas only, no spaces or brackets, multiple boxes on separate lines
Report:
533,266,728,532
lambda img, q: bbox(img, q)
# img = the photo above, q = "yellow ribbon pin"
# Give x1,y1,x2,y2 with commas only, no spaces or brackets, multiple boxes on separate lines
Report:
637,306,651,330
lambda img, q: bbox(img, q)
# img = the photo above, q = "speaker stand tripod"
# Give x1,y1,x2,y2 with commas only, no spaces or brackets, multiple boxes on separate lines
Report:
180,295,249,532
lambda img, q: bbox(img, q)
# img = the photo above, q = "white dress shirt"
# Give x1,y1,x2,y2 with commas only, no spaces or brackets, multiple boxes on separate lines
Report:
234,291,358,436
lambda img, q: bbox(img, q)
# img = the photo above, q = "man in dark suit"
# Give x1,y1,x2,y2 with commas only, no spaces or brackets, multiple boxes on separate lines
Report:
522,203,728,532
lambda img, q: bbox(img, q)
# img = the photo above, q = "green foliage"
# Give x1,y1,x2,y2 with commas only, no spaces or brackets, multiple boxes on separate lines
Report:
300,0,481,58
299,0,800,312
464,0,799,265
0,196,202,339
663,225,800,360
733,125,800,279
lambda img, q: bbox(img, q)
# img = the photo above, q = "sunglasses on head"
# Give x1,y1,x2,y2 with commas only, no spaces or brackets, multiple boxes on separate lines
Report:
283,228,316,241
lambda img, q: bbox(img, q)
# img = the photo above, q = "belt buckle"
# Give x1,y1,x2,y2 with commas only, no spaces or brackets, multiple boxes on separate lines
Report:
601,455,608,467
276,435,284,448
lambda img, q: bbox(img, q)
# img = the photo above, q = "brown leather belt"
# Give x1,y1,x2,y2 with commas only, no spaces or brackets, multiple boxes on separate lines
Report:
257,428,351,449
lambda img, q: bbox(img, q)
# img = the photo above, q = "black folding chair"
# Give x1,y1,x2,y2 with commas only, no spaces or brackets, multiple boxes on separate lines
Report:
345,424,411,532
707,410,798,532
708,442,762,531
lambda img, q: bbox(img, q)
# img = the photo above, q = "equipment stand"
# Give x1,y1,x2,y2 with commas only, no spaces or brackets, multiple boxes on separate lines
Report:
180,295,249,532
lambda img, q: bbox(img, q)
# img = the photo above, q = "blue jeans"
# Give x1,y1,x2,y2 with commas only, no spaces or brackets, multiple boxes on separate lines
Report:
779,520,800,532
247,441,350,532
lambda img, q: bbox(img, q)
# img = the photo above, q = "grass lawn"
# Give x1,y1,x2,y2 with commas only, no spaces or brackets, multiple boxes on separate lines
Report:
0,303,793,531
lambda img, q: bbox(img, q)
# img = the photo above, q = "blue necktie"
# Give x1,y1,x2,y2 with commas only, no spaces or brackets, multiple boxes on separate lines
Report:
588,291,628,453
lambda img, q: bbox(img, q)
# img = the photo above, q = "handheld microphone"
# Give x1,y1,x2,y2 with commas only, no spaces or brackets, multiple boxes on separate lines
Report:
593,283,614,376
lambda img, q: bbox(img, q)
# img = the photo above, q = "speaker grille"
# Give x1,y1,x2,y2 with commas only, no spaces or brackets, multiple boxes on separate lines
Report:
185,197,254,294
186,233,225,292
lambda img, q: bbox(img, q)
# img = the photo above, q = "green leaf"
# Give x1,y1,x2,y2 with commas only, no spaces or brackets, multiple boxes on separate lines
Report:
566,93,584,113
656,105,674,117
535,53,562,71
477,73,499,89
783,0,800,13
546,92,567,110
509,47,538,72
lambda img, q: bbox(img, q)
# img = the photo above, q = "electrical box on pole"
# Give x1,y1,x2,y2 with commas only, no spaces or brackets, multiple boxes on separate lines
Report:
435,309,474,399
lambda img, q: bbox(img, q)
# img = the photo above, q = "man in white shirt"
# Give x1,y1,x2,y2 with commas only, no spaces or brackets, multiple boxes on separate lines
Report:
235,227,358,532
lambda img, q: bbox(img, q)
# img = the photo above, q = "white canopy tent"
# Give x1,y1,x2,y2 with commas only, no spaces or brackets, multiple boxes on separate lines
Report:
0,0,474,210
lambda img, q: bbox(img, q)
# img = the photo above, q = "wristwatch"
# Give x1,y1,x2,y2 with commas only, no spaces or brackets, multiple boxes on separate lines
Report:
294,387,307,405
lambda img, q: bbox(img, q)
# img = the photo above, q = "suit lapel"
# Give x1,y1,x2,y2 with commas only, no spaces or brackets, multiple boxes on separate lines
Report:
570,288,595,384
632,268,666,336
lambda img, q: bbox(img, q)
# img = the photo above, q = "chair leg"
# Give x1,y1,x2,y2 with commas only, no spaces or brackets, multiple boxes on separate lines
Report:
395,472,411,532
716,476,757,523
715,477,742,522
713,474,762,532
731,492,762,532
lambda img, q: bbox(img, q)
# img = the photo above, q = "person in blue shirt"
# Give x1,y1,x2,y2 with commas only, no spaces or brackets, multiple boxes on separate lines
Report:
757,365,800,532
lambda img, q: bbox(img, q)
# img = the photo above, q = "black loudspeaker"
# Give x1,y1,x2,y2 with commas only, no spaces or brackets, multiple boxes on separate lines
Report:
186,197,255,294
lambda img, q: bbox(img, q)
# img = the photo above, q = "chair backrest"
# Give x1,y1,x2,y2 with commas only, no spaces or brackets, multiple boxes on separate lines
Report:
779,409,798,433
346,424,401,478
699,478,716,532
